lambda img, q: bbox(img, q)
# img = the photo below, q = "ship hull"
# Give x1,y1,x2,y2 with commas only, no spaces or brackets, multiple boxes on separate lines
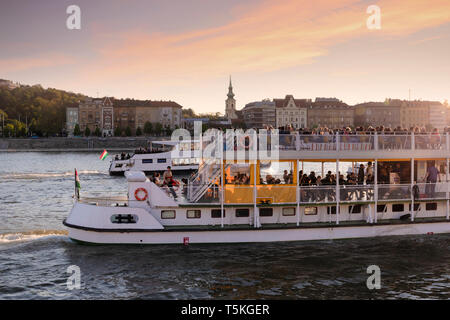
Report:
64,220,450,245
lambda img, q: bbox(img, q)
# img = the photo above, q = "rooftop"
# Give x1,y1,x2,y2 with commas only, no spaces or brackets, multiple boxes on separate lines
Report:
114,99,183,108
273,95,312,108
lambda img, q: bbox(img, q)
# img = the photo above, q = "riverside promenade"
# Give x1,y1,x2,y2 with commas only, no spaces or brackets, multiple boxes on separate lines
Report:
0,136,171,152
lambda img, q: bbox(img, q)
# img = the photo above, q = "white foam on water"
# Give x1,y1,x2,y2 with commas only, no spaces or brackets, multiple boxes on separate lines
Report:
0,170,106,179
0,230,68,244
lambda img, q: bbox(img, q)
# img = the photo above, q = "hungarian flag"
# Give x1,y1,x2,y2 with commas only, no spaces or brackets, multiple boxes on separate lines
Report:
100,149,108,160
74,169,80,199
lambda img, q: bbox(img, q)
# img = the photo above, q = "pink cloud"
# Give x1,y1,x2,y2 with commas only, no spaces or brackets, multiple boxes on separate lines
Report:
79,0,449,85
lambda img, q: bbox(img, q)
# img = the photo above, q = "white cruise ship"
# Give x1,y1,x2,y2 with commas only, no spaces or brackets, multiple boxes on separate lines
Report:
108,140,200,176
65,131,450,244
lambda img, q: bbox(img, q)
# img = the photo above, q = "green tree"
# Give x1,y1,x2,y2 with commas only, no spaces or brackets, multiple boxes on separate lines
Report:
125,126,132,136
4,123,14,137
12,120,26,137
182,108,196,118
136,126,142,136
4,119,27,137
0,83,86,137
144,121,153,135
114,127,122,137
154,123,163,136
73,123,81,136
94,127,101,137
0,109,6,137
84,127,91,137
165,126,173,136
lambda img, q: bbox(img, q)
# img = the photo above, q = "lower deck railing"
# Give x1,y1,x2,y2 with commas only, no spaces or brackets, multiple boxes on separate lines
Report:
160,182,450,204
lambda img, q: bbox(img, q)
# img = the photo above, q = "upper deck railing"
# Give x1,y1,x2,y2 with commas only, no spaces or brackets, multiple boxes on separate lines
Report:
220,132,450,153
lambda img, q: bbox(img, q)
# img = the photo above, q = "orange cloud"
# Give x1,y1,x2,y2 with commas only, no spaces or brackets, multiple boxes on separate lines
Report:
79,0,450,83
0,54,75,73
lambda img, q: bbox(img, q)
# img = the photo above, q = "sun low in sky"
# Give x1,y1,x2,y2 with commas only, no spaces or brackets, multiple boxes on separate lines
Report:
0,0,449,113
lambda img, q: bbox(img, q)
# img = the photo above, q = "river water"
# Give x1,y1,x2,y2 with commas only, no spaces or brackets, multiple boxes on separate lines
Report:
0,152,449,299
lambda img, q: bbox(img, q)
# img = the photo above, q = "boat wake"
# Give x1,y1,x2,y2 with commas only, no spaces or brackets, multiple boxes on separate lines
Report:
0,230,68,244
0,170,106,180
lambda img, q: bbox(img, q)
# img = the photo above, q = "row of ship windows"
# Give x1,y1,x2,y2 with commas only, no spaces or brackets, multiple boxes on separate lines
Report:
161,208,288,219
110,203,439,224
142,159,166,163
161,203,438,219
326,203,437,214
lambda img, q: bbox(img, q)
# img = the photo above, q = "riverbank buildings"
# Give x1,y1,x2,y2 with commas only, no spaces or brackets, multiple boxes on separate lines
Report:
68,97,183,136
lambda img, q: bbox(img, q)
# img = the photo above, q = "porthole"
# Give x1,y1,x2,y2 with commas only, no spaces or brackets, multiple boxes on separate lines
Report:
111,214,138,224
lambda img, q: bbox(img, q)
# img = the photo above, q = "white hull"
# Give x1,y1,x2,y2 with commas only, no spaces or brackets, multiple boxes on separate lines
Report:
108,140,200,175
65,176,450,245
65,221,450,244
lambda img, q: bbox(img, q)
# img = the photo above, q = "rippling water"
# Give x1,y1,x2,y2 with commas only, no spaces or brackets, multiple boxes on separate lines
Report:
0,152,449,299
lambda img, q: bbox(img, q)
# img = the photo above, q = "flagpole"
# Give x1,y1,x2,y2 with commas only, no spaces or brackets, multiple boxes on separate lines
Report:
74,168,77,200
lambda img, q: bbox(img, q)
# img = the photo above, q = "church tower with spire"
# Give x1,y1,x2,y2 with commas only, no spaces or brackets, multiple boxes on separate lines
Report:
225,76,238,119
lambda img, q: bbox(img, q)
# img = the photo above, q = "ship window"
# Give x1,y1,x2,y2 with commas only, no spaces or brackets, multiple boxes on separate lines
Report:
142,159,153,164
304,207,317,215
211,209,225,218
110,214,138,224
392,204,404,212
236,208,249,217
225,163,250,185
259,161,295,184
377,204,386,212
157,158,167,163
425,203,437,211
161,210,176,219
349,205,362,214
259,208,273,217
408,203,420,211
187,210,201,219
327,206,336,215
282,207,295,216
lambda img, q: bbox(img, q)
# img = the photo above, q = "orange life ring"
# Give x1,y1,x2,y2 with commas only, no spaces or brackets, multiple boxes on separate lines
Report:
134,188,148,201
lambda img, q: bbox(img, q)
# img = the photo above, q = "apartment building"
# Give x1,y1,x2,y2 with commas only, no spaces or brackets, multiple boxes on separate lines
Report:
242,99,276,129
274,95,310,129
354,101,401,128
307,98,353,128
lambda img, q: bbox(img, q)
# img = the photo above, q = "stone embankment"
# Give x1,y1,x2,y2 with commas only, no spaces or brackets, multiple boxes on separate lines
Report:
0,136,171,152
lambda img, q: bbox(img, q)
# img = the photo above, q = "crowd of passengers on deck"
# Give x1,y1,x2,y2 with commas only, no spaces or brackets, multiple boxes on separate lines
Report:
201,160,442,201
221,124,450,152
118,124,450,158
271,124,450,135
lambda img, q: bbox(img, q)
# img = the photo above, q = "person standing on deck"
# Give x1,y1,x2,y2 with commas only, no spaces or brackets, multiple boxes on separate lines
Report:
358,164,365,184
163,166,177,199
366,162,373,177
425,161,440,199
357,163,366,200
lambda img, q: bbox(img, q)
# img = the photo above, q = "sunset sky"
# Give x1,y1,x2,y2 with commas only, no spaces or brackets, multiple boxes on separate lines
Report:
1,0,449,113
